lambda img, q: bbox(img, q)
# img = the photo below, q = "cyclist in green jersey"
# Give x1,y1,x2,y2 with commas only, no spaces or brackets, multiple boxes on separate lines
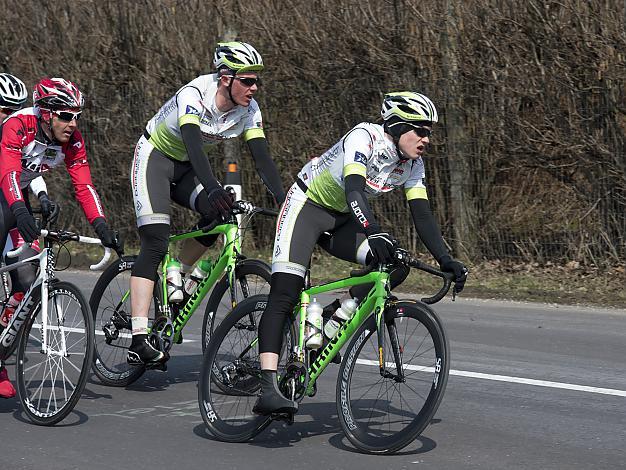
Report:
128,42,285,366
253,92,468,414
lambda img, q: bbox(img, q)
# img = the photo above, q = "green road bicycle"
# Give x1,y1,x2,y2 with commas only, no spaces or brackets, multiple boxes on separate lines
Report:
90,200,277,387
198,248,456,454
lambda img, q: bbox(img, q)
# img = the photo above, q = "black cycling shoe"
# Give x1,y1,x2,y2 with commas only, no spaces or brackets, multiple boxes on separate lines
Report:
127,336,168,367
252,370,298,416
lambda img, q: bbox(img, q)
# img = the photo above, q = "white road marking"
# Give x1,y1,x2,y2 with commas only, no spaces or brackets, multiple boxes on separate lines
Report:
355,359,626,397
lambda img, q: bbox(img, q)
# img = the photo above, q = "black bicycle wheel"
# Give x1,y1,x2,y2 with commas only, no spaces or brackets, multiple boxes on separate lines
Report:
336,300,450,454
201,259,271,352
16,281,94,425
198,294,294,442
90,256,160,387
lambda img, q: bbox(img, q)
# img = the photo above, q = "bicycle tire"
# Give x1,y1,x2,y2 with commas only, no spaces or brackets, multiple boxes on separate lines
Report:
336,300,450,454
198,294,294,442
16,281,94,425
90,256,161,387
201,259,271,352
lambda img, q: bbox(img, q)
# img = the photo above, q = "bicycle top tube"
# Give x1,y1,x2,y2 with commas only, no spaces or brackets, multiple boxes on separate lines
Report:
169,221,238,243
304,270,387,298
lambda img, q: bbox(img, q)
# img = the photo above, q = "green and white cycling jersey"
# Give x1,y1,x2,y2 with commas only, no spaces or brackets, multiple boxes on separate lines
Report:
296,122,428,212
145,73,265,161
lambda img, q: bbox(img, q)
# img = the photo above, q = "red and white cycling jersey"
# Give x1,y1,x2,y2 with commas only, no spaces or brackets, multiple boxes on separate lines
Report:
0,107,105,223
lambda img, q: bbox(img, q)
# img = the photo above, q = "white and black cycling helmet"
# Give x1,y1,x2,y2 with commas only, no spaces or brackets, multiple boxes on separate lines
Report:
213,42,264,75
0,73,28,110
381,92,438,124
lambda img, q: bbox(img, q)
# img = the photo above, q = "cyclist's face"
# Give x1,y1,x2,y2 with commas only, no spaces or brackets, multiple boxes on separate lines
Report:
229,72,259,107
49,109,80,143
398,126,431,159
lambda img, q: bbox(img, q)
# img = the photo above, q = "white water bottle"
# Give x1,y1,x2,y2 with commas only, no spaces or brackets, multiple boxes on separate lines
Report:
183,259,211,296
166,259,184,303
304,298,323,349
324,298,358,339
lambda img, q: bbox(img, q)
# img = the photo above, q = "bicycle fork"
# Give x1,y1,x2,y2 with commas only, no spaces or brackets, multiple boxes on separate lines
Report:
376,306,406,383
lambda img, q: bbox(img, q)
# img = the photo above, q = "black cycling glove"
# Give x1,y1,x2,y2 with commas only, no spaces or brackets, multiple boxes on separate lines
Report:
439,255,469,293
366,230,396,265
92,218,123,254
11,201,39,243
206,186,234,219
38,192,59,225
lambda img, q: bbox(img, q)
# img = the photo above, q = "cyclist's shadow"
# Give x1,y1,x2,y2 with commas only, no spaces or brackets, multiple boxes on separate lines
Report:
86,354,202,396
194,400,438,455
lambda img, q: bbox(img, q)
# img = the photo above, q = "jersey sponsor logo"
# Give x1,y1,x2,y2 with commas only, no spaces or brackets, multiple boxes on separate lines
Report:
350,200,369,228
354,151,367,165
73,141,82,149
185,105,201,116
392,167,404,175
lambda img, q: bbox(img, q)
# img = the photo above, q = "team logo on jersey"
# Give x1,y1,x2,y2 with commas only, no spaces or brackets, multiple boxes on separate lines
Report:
392,167,404,175
354,151,367,165
73,141,82,149
185,105,201,116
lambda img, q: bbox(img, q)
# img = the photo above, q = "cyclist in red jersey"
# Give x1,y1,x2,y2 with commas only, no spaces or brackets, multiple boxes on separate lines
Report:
0,77,122,398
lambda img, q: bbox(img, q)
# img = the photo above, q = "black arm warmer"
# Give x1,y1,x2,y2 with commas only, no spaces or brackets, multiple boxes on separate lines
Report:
408,198,449,262
344,173,380,235
180,123,219,193
247,137,285,204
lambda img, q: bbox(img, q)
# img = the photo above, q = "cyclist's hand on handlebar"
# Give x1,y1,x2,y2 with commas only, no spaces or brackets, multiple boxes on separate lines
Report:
93,218,124,254
11,201,39,243
206,186,234,219
439,255,469,293
38,192,59,225
366,229,396,265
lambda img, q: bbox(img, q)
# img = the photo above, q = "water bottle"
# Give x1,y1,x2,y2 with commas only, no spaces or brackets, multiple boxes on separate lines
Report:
0,292,24,332
304,298,323,349
183,259,211,296
324,298,358,339
166,259,184,303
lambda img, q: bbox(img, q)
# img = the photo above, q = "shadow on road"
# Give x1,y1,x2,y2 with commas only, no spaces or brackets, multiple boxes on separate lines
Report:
192,400,439,455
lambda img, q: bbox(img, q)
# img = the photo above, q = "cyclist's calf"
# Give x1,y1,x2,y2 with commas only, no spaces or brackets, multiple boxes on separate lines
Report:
131,224,170,280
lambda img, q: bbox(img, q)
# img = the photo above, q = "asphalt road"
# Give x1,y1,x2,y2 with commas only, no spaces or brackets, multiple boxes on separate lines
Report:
2,270,625,470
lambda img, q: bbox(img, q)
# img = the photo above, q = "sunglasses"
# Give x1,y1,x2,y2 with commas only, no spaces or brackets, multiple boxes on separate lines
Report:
0,107,19,114
234,76,260,87
412,126,432,138
54,110,82,122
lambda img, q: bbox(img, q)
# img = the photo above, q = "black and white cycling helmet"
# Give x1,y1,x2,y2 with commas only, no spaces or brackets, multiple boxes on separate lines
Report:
0,73,28,110
381,92,438,124
213,42,264,75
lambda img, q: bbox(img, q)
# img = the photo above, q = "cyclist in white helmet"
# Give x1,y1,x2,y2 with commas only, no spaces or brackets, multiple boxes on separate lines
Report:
253,92,469,415
128,42,285,367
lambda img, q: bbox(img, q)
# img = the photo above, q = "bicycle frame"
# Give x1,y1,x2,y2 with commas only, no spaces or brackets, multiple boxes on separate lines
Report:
158,221,241,343
0,248,52,359
297,269,391,396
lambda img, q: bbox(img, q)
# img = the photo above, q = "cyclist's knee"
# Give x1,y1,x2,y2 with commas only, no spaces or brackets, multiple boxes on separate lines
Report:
194,216,219,247
9,247,39,292
132,224,169,279
389,264,410,289
267,273,303,314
